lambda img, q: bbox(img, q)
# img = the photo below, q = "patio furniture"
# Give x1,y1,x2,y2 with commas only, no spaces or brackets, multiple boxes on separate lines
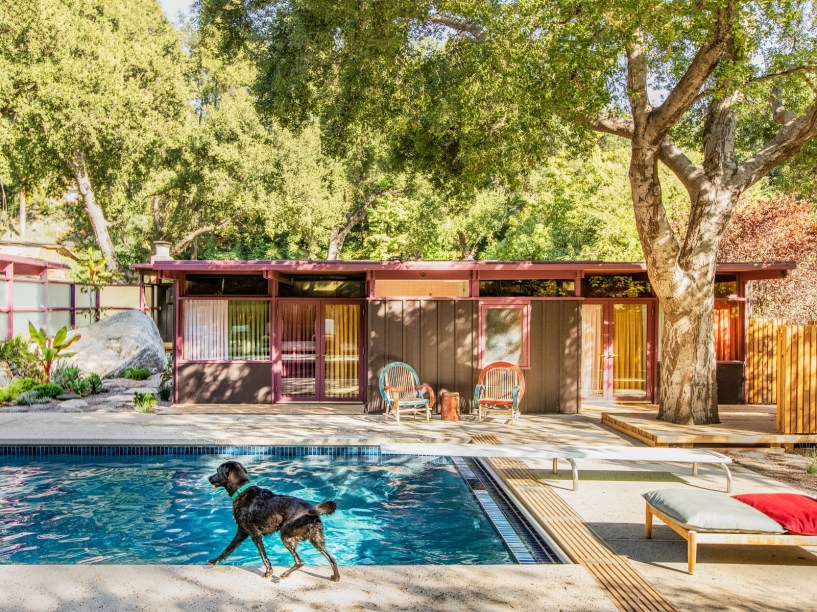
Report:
474,362,525,423
644,489,817,574
379,443,733,492
378,362,435,423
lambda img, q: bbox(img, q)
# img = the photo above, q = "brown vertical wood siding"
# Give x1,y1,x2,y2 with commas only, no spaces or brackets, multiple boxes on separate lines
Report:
367,300,581,414
177,363,272,404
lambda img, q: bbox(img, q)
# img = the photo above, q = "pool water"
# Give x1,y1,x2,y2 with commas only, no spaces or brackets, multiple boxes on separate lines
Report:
0,452,514,565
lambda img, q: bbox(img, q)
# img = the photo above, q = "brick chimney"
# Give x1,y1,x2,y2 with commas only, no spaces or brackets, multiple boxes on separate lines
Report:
151,241,173,263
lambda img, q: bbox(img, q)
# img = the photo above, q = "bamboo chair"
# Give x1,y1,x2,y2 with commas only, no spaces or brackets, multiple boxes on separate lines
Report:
378,362,435,424
474,362,525,424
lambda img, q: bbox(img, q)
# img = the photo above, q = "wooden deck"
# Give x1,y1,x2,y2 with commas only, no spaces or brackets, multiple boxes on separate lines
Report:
471,434,676,612
158,403,366,415
599,404,817,448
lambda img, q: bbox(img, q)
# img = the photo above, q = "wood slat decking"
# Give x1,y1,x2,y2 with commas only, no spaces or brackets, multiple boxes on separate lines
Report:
470,434,676,612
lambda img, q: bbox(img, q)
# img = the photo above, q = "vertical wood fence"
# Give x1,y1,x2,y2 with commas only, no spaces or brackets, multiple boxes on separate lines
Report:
746,318,782,405
776,324,817,434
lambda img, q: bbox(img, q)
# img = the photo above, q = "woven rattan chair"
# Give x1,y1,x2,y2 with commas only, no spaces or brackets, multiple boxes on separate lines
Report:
474,362,525,424
378,362,435,423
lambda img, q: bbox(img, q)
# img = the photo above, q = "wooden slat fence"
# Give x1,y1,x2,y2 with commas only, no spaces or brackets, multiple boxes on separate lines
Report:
777,324,817,434
746,318,783,405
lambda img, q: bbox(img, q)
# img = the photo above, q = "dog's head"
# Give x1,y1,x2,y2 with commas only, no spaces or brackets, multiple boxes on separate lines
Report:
208,461,250,492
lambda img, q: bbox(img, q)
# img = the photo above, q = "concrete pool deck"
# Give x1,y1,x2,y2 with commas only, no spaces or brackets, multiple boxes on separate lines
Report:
1,410,816,611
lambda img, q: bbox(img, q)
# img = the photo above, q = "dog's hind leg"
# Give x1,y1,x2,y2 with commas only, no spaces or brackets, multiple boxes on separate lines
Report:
209,529,248,566
279,535,305,579
250,534,274,579
309,529,340,582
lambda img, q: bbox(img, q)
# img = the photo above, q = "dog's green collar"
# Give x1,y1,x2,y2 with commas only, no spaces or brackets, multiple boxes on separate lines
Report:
231,482,253,501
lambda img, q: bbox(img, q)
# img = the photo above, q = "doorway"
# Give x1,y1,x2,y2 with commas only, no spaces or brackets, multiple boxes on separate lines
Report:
581,301,655,401
276,300,364,402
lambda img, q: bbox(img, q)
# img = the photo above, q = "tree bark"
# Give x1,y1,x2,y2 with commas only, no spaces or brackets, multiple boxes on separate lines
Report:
68,152,120,273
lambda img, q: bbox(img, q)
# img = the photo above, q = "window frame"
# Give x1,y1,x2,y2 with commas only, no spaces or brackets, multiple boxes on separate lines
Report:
478,300,531,369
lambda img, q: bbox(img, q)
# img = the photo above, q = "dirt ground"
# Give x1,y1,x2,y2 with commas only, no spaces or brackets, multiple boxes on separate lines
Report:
725,447,817,496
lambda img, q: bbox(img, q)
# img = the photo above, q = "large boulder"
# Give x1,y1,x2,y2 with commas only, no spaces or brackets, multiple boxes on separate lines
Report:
67,310,167,378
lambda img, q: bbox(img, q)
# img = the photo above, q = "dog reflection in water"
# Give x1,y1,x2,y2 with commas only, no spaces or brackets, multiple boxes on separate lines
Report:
208,461,340,582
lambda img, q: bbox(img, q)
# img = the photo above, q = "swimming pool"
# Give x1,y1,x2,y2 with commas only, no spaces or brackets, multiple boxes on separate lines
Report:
0,446,555,566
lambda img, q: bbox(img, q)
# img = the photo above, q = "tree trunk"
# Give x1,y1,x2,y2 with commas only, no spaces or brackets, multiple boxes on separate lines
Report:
327,229,343,260
68,152,120,273
18,186,26,239
657,287,719,424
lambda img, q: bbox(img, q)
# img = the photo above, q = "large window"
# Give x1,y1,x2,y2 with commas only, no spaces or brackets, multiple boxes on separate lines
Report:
479,279,574,297
479,302,530,367
278,274,366,298
183,300,270,361
185,274,269,296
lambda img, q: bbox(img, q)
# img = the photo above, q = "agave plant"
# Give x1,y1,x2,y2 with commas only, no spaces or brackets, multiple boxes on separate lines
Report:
28,324,81,383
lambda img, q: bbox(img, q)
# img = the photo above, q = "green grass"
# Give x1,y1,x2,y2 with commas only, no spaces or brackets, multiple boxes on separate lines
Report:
123,367,151,381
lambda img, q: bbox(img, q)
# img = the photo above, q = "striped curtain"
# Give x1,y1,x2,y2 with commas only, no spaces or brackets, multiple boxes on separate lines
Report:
613,304,647,394
580,305,605,398
324,304,360,398
228,301,270,360
183,300,228,360
280,303,317,397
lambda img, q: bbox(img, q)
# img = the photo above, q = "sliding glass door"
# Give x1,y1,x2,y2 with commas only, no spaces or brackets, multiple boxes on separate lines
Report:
277,301,363,402
581,301,654,401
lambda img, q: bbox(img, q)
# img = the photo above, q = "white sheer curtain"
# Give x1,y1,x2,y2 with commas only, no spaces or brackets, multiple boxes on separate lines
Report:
183,300,228,360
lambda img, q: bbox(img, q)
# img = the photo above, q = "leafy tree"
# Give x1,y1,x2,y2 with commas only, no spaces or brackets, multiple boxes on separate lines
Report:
201,1,817,424
0,0,190,272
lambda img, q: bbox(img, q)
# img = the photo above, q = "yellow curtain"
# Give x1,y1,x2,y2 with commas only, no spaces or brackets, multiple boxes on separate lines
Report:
613,304,646,393
324,304,360,398
581,305,605,398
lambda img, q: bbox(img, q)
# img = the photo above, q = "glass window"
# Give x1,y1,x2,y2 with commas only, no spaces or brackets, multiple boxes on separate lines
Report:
13,312,43,336
0,313,7,340
47,283,72,309
185,274,269,296
374,279,469,298
479,279,575,297
75,287,97,309
183,300,270,361
0,281,7,307
714,281,737,298
480,303,530,367
278,274,365,298
100,286,141,308
13,281,44,309
48,311,72,335
583,275,653,298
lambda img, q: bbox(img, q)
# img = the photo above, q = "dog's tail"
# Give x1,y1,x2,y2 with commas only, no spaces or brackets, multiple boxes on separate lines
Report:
313,500,337,516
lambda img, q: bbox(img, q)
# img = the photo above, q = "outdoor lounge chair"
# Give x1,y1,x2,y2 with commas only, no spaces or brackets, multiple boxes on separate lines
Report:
378,362,435,423
644,488,817,574
474,362,525,423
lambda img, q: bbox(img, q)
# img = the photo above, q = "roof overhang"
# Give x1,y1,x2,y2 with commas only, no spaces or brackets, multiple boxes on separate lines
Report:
1,254,70,276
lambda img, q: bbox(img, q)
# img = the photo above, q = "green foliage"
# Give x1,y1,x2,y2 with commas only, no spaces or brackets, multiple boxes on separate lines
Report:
122,367,151,381
16,389,50,406
0,336,39,379
158,382,172,402
32,383,63,399
28,325,81,383
50,364,85,394
0,378,39,403
585,276,653,299
87,373,104,394
133,392,156,413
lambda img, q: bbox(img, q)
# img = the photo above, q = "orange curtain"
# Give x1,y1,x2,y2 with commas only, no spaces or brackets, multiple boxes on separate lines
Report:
713,301,739,361
613,304,646,393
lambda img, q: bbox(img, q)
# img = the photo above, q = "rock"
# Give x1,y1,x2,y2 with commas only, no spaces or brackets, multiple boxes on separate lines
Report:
59,399,88,410
66,311,167,378
120,387,158,395
105,394,136,403
56,393,81,400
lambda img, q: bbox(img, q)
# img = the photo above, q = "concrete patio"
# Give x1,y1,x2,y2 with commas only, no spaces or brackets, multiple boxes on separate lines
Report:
0,410,815,611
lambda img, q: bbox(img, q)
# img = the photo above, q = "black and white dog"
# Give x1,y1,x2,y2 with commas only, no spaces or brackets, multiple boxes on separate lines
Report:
208,461,340,581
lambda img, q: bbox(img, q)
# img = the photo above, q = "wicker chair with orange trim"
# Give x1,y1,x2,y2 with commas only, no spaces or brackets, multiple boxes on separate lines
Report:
378,362,436,424
474,362,526,424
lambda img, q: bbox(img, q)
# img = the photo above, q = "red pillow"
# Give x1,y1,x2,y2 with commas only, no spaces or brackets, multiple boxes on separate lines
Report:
733,494,817,535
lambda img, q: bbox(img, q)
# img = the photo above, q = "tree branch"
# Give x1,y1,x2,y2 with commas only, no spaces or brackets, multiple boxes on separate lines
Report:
428,11,486,41
172,218,234,254
648,1,736,142
658,138,706,198
734,102,817,190
626,40,650,131
588,114,634,139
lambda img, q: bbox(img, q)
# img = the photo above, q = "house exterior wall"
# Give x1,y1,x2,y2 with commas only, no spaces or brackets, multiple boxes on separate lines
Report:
366,299,581,414
177,362,272,404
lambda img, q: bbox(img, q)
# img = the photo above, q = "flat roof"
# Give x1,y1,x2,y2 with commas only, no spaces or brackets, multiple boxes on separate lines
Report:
135,259,795,281
0,253,70,276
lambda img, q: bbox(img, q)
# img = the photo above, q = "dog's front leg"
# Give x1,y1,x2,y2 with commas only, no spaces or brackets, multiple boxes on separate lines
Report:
209,529,248,566
249,534,274,579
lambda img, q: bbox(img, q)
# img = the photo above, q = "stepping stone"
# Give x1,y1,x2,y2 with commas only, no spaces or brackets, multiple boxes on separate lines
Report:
105,395,135,403
120,387,158,395
60,399,88,410
56,393,81,401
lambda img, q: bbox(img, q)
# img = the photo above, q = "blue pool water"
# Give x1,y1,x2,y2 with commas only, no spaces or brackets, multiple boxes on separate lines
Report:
0,450,513,565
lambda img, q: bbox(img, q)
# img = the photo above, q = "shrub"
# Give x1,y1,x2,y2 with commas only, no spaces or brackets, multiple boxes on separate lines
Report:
28,324,81,382
16,389,50,406
133,392,156,413
158,381,172,401
0,336,39,379
0,377,39,403
51,365,84,392
123,367,151,380
32,383,63,399
87,373,103,394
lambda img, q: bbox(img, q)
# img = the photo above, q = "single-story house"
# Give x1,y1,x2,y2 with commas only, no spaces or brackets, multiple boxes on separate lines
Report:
134,259,794,412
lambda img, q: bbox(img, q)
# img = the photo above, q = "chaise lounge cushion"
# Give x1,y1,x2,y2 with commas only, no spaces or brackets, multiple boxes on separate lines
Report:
733,493,817,535
644,489,786,534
